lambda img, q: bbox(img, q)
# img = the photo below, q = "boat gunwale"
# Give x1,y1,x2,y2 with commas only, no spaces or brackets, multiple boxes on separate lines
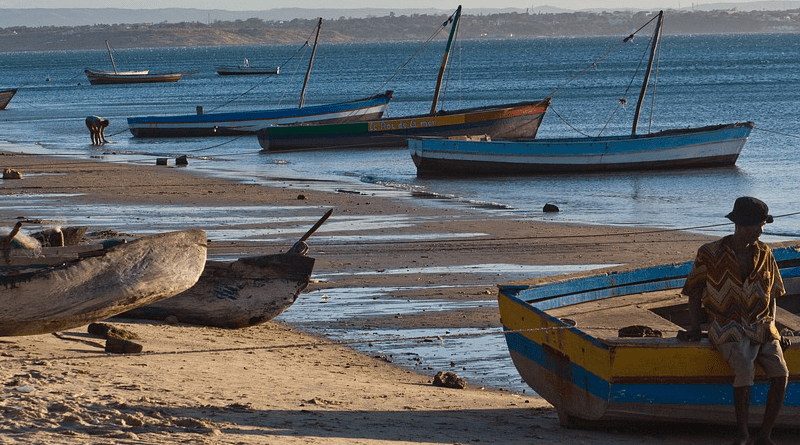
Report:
261,98,551,136
126,90,394,126
500,245,800,313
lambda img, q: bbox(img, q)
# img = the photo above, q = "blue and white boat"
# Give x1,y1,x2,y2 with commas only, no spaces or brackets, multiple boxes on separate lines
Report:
127,19,392,137
128,90,394,137
409,11,754,176
410,121,753,176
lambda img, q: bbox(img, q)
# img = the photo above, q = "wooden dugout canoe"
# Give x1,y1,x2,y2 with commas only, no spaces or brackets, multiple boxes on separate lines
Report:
0,229,207,337
497,244,800,428
119,252,314,328
119,210,330,328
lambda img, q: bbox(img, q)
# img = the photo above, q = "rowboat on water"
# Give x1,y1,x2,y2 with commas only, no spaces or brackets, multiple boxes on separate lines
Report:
215,58,280,75
257,6,550,152
497,243,800,428
0,88,17,110
84,69,184,85
119,210,331,328
409,11,752,176
84,41,185,85
0,227,207,337
127,19,392,137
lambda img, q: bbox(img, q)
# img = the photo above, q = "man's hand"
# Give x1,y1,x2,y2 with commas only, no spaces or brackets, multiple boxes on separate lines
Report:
677,329,702,341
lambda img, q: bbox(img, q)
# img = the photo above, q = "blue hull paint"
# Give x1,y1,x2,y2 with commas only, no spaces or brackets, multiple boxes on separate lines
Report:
127,91,393,137
411,122,754,176
498,243,800,427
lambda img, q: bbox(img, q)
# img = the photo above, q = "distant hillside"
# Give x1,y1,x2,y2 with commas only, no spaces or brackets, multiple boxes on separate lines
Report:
2,9,800,52
2,2,800,27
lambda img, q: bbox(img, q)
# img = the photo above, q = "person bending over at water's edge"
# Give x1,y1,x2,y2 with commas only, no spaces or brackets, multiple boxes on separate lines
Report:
85,116,109,145
682,196,788,445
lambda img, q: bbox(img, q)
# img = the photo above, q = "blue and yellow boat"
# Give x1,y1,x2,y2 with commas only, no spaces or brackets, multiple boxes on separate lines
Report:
497,245,800,428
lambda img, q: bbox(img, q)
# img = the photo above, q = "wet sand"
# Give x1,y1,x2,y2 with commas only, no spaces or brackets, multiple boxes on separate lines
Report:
2,151,795,444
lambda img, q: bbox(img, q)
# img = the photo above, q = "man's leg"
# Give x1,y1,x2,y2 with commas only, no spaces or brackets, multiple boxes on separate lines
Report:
753,375,787,445
733,385,751,445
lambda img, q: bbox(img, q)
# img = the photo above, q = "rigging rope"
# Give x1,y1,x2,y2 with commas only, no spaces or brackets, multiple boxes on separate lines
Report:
369,9,456,101
438,13,461,112
305,210,800,249
545,13,663,136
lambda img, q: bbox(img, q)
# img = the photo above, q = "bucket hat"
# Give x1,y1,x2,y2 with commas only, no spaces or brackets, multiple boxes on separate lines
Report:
726,196,773,226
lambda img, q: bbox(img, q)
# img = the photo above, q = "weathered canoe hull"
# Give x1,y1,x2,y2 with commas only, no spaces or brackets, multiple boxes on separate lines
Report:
84,69,183,85
0,88,17,110
127,91,394,137
0,229,207,337
497,245,800,428
120,252,315,328
257,98,550,151
411,122,753,176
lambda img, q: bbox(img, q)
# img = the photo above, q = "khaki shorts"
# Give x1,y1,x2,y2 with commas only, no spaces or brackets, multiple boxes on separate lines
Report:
717,337,789,387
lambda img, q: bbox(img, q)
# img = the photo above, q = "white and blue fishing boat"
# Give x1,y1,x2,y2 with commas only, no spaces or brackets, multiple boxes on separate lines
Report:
127,19,392,137
410,11,754,176
410,122,753,175
497,243,800,428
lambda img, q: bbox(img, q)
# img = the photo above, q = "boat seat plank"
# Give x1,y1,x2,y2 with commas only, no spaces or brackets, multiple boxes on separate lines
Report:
547,289,687,340
548,288,684,318
560,305,685,339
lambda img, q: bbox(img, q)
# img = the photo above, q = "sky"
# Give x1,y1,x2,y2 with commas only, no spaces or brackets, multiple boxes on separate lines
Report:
0,0,773,12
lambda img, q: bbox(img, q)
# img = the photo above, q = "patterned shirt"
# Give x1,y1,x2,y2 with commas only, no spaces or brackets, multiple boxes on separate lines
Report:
681,236,784,346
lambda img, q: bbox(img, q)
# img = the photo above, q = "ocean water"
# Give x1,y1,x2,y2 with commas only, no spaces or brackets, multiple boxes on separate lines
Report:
3,31,800,393
3,33,800,240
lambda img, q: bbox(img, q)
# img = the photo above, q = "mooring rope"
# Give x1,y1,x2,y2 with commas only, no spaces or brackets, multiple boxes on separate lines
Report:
0,325,597,364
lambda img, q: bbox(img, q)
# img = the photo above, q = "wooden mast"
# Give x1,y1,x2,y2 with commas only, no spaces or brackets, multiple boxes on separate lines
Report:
105,40,119,74
299,18,323,110
430,5,462,115
632,11,663,135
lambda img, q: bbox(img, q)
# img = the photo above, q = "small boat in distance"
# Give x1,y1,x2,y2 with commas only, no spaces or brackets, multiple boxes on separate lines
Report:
216,58,280,75
0,88,17,110
257,6,550,152
497,243,800,428
127,19,392,137
1,227,207,337
409,11,753,176
84,40,185,85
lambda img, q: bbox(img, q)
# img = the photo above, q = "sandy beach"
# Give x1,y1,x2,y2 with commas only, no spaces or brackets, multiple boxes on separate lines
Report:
1,151,796,444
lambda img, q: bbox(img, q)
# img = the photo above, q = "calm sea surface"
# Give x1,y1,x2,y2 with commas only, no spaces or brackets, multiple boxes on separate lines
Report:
3,32,800,393
3,33,800,239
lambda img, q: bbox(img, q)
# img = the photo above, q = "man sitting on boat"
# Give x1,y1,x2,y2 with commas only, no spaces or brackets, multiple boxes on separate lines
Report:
682,196,788,445
85,115,109,145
